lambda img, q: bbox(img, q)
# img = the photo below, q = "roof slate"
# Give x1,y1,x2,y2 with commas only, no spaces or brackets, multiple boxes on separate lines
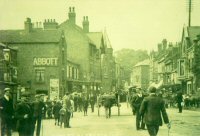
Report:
87,32,103,49
0,29,62,43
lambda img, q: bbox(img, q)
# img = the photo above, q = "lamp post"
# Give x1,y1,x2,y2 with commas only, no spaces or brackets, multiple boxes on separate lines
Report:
3,48,11,82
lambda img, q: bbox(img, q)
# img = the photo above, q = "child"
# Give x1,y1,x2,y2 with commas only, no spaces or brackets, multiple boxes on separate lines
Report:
53,101,62,126
59,107,66,128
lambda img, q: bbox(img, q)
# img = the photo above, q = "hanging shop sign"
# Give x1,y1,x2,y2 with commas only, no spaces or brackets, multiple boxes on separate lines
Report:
33,57,58,66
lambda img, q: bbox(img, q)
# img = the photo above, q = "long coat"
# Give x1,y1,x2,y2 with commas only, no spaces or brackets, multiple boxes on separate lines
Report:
139,94,169,126
0,97,14,126
15,101,31,134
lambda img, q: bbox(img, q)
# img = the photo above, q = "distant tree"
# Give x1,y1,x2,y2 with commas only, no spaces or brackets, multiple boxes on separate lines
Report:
115,48,149,83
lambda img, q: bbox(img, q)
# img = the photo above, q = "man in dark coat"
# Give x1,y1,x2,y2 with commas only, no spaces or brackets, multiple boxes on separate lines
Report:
176,91,183,113
63,92,72,128
33,95,46,136
15,95,32,136
53,101,62,125
89,94,95,113
132,88,145,130
0,88,14,136
103,96,113,118
140,87,170,136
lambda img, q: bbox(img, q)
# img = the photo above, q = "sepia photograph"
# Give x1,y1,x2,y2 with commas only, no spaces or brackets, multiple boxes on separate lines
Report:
0,0,200,136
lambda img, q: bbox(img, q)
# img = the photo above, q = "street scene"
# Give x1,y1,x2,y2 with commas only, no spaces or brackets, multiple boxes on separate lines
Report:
1,0,200,136
10,103,200,136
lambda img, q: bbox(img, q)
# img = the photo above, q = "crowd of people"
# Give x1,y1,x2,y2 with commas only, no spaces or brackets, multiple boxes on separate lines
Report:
0,88,98,136
1,86,200,136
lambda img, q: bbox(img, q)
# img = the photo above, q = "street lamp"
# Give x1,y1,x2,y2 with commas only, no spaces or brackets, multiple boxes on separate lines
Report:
3,48,11,82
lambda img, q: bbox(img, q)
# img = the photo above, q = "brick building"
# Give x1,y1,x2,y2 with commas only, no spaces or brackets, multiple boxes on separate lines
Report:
0,7,119,98
0,18,67,98
131,59,150,90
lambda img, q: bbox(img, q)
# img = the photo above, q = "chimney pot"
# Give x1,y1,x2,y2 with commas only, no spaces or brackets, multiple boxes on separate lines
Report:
24,17,32,32
68,6,76,24
36,22,38,28
39,22,42,27
72,7,75,12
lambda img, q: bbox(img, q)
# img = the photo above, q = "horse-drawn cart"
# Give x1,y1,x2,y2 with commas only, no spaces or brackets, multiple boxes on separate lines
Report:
97,94,121,116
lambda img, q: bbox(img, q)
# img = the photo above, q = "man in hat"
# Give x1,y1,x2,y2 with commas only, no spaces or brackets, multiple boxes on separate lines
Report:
140,86,170,136
0,88,14,136
32,94,46,136
131,88,145,130
15,94,32,136
63,92,72,128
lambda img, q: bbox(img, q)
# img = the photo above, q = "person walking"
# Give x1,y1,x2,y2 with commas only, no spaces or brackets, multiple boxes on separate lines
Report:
0,88,14,136
59,107,66,128
176,91,183,113
15,95,32,136
63,92,72,128
132,88,145,130
103,96,112,118
89,94,95,113
32,95,46,136
53,101,62,126
83,96,89,116
140,86,170,136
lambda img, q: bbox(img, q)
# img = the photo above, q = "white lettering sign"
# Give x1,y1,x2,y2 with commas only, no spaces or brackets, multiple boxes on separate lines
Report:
33,58,58,66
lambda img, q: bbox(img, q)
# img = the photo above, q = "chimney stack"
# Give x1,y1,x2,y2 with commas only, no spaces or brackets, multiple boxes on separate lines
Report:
157,43,162,52
82,16,89,33
43,19,58,29
24,17,32,33
162,39,167,50
68,7,76,24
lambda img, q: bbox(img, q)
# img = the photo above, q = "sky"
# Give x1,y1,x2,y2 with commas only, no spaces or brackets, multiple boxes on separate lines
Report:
0,0,200,52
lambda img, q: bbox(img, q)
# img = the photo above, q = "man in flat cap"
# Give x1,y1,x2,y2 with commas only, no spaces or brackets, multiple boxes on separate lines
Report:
140,86,170,136
0,88,14,136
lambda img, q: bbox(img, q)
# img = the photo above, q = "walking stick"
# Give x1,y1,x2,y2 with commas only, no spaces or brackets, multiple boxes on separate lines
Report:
168,121,172,136
41,118,43,136
168,127,170,136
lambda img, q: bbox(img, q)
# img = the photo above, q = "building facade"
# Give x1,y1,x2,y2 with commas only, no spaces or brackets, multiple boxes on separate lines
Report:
0,43,18,102
131,59,150,90
0,7,122,98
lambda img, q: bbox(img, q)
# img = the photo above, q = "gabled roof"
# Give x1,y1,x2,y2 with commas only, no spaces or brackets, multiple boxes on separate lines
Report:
133,59,150,67
0,29,62,43
59,20,95,45
182,26,200,44
87,32,103,49
187,26,200,41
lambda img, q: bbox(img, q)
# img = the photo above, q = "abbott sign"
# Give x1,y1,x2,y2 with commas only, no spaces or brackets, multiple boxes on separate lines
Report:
33,58,58,66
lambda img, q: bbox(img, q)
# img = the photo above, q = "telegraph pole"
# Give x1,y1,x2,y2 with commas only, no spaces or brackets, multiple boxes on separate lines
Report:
188,0,192,27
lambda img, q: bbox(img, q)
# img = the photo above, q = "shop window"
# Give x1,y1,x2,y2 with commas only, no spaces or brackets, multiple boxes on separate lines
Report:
35,69,45,83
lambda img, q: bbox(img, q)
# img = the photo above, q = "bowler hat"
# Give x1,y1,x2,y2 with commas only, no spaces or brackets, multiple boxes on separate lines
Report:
149,86,157,93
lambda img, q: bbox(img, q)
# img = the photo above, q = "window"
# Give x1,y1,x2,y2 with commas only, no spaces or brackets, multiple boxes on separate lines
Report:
35,68,45,83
